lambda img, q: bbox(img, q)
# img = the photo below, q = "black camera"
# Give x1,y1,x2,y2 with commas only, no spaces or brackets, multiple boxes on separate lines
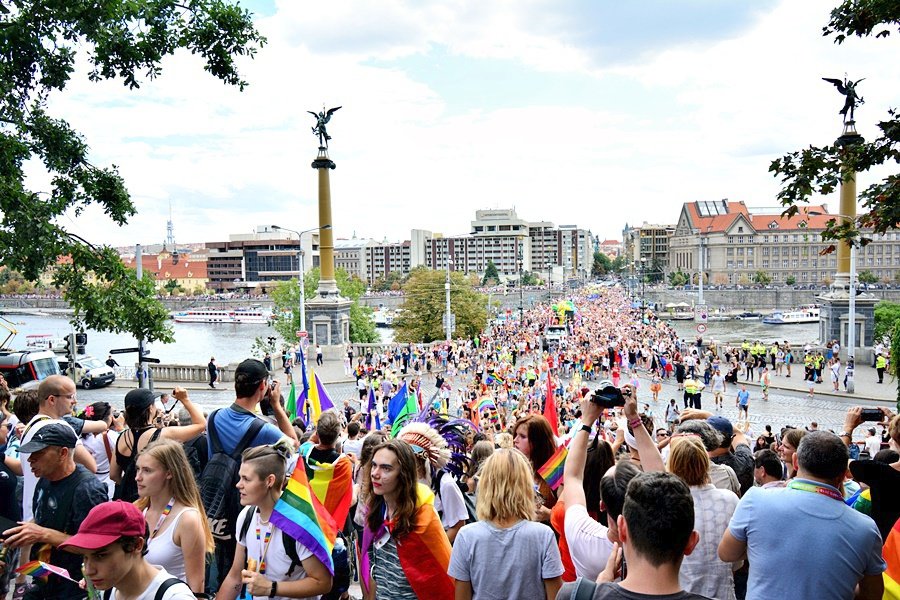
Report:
861,408,884,422
591,385,627,409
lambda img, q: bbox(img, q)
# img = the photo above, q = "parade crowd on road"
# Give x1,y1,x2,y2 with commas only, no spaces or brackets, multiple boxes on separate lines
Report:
0,286,897,600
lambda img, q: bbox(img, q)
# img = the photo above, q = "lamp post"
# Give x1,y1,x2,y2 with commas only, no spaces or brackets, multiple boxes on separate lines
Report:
518,245,524,323
445,254,453,342
640,257,647,308
272,224,332,335
808,210,859,390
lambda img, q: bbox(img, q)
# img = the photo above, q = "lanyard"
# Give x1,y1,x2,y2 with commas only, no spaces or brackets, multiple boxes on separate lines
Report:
255,509,274,575
147,497,175,539
788,480,844,502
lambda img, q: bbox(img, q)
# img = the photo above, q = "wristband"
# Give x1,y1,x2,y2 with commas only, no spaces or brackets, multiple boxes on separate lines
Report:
628,417,642,429
840,431,853,438
580,422,592,434
269,581,277,598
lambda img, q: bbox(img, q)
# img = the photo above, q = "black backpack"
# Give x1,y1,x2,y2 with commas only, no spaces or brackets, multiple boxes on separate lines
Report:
198,409,265,542
568,576,598,600
434,470,477,525
101,577,187,600
238,506,302,576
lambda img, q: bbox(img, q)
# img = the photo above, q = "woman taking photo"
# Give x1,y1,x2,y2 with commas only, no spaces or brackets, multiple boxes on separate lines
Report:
667,436,740,600
79,401,123,499
134,438,214,595
513,414,558,521
218,445,332,600
112,387,206,502
449,448,564,599
360,439,453,600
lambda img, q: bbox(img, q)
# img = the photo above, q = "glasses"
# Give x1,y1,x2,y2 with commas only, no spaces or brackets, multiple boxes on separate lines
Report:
52,393,77,400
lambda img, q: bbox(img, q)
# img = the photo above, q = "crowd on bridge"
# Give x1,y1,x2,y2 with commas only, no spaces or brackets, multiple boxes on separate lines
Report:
0,286,896,599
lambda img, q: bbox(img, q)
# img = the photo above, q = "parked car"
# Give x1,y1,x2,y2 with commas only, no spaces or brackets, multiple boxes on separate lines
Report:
0,350,61,389
56,355,115,389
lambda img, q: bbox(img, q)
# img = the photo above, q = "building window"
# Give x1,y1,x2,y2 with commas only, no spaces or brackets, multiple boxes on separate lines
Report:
762,260,769,268
727,248,734,256
783,260,789,268
728,236,734,244
737,248,744,256
792,259,799,268
762,247,769,256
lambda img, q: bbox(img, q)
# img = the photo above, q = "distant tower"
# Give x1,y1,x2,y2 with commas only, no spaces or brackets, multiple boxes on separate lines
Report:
166,202,176,250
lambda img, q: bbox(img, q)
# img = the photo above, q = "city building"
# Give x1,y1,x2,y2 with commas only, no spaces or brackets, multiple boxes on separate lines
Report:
204,226,320,293
669,199,900,285
121,249,208,294
622,222,675,280
334,237,413,285
598,239,624,258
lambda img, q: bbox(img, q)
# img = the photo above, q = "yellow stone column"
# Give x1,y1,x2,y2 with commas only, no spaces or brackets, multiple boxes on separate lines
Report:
834,121,862,288
311,147,338,296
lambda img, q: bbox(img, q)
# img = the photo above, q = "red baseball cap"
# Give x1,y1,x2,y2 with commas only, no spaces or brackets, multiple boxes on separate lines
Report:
60,501,148,552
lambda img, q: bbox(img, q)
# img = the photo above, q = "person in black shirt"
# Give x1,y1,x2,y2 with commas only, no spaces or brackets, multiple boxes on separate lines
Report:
3,422,108,600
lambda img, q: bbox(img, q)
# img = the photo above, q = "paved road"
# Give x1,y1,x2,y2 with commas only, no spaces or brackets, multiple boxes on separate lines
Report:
75,368,893,442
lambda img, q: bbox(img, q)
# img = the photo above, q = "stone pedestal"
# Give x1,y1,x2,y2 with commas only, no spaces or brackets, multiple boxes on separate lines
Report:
818,288,878,362
306,296,351,347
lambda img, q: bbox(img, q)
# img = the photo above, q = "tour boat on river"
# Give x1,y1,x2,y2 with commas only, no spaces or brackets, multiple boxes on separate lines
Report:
172,307,272,324
762,304,820,325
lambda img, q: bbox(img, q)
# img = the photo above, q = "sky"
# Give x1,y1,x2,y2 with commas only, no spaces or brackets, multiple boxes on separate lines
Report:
37,0,900,248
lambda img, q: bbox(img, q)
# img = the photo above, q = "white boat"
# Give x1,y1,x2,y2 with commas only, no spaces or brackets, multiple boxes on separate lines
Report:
762,305,820,325
373,309,396,328
173,307,272,324
735,312,762,321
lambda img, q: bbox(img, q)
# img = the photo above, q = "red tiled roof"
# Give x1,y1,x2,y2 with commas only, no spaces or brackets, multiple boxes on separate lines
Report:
685,201,835,233
122,254,208,280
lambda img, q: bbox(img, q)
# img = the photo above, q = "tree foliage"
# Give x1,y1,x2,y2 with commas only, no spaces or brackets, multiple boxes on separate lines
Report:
592,251,613,277
393,269,488,343
753,270,772,284
0,0,265,343
874,301,900,344
786,275,797,285
770,2,900,249
858,270,880,284
270,268,377,344
668,269,689,286
521,271,540,286
482,260,500,286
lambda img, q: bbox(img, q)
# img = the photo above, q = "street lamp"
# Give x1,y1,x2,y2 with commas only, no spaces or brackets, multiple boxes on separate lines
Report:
271,224,332,335
518,245,524,323
640,257,647,308
808,210,860,389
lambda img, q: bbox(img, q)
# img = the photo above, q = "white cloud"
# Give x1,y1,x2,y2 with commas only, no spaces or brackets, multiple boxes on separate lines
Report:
24,0,900,251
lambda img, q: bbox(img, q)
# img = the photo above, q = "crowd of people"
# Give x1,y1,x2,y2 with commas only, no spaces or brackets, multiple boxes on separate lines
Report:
0,286,896,600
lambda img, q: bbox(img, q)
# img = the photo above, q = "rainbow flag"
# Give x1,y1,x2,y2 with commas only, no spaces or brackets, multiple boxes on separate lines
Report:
271,456,337,575
536,444,568,490
476,396,496,412
16,560,74,582
308,371,335,424
883,518,900,599
359,484,453,599
296,345,311,424
304,450,354,528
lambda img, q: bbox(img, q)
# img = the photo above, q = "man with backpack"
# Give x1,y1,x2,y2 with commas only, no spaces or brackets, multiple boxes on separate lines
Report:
200,359,298,592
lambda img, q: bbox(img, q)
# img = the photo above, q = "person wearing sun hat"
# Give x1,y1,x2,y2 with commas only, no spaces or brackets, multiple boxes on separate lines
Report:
2,422,108,600
60,500,195,599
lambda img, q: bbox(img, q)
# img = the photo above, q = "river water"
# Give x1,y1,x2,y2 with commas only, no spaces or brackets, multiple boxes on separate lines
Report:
669,319,819,345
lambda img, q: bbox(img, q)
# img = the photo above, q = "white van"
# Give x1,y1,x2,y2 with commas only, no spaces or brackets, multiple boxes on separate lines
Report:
56,355,116,389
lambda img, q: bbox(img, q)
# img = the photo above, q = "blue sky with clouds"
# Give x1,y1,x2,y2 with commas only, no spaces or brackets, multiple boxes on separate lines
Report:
42,0,900,248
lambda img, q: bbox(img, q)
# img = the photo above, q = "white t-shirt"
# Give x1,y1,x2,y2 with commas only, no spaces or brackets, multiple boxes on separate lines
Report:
342,438,363,458
433,474,469,530
108,567,194,599
236,506,319,600
563,503,614,581
865,436,882,458
21,415,84,521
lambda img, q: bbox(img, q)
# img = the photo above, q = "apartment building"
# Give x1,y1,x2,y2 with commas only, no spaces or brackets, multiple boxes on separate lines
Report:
669,199,900,285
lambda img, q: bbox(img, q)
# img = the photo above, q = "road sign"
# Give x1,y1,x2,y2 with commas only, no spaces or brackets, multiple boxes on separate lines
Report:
296,330,308,338
140,357,161,364
694,304,708,324
110,347,140,355
696,323,707,334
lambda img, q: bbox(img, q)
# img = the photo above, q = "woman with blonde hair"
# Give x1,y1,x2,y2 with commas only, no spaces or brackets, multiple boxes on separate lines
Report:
134,438,214,595
448,449,564,599
667,436,739,600
218,445,332,600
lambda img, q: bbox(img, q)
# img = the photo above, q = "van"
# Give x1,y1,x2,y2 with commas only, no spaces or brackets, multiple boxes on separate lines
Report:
0,350,62,389
56,355,116,389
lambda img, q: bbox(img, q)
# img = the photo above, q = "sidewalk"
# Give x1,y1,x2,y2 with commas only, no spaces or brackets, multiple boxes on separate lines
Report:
731,362,896,405
108,357,358,392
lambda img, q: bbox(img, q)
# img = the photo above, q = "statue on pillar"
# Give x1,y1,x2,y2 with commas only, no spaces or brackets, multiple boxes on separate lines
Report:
308,106,342,148
822,77,864,123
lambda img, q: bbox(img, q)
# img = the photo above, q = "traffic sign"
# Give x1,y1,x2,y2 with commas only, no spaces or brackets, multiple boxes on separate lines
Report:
696,323,707,334
694,304,708,324
140,357,161,364
296,330,308,338
110,347,140,355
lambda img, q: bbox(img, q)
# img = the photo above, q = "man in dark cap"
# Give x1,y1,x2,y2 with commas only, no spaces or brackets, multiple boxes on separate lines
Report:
3,422,108,599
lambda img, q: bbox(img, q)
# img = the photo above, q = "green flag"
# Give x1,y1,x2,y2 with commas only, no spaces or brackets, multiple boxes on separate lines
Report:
285,381,297,419
390,391,418,437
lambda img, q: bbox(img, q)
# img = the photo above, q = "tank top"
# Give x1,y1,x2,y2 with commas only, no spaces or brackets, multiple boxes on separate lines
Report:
114,426,160,502
144,507,195,582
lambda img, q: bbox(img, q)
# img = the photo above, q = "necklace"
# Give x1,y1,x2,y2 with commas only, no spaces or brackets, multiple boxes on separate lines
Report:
788,479,844,502
147,497,176,539
255,509,274,575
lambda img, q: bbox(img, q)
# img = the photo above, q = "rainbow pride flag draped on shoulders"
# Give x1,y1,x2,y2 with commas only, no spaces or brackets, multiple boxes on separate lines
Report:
359,483,453,599
883,518,900,599
270,455,337,575
301,445,354,528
